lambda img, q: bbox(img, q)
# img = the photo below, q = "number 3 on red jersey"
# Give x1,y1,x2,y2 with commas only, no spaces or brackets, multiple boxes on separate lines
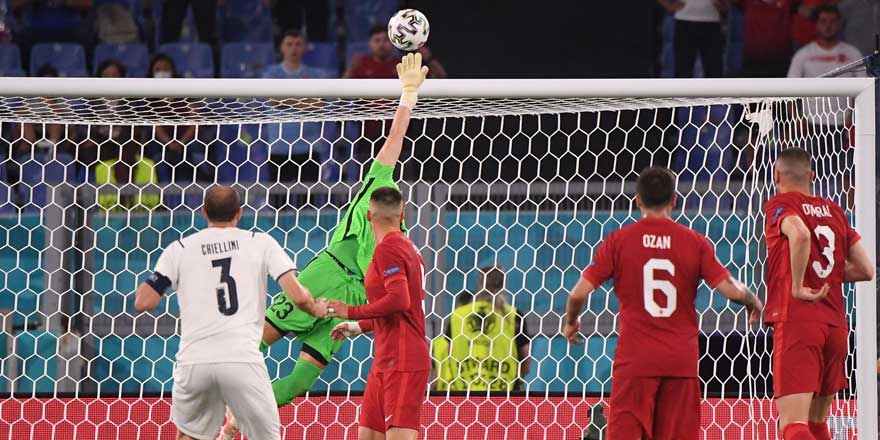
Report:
643,258,676,317
812,225,835,279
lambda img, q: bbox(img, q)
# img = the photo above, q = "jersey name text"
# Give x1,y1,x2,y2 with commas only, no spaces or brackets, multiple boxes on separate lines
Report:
642,234,672,250
201,240,240,256
801,204,832,218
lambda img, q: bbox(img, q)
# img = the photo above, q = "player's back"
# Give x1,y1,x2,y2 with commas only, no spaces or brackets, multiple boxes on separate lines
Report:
584,217,729,378
764,191,858,327
170,228,286,365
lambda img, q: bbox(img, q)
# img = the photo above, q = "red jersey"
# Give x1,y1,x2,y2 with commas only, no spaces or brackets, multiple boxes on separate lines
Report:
349,231,430,372
348,54,401,79
742,0,793,61
582,217,730,378
763,192,860,328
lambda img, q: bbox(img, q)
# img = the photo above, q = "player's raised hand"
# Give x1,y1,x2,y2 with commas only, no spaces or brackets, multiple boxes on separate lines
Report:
792,283,830,303
562,321,584,345
397,52,429,109
330,321,364,341
326,300,350,319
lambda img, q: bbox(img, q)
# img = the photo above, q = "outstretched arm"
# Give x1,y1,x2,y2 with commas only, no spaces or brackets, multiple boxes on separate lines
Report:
374,52,429,167
715,278,763,324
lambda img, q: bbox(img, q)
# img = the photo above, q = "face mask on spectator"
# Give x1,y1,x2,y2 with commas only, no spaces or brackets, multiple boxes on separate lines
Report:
153,71,172,79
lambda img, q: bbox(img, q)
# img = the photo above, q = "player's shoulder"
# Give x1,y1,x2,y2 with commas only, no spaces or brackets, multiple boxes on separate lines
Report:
378,233,417,254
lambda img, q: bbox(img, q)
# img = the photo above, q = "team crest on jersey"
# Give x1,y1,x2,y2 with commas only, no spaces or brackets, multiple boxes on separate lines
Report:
383,266,401,277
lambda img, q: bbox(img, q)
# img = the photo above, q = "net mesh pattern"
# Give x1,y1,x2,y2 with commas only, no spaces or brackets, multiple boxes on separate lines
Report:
0,94,863,439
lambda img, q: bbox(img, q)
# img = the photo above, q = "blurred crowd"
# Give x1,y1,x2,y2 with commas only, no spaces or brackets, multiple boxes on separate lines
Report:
0,0,873,213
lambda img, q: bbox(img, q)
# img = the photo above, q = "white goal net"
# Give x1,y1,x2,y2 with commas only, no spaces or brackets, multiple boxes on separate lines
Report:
0,78,874,440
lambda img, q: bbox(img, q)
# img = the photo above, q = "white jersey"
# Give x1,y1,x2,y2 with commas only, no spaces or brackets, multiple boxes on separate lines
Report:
787,41,864,126
152,227,296,365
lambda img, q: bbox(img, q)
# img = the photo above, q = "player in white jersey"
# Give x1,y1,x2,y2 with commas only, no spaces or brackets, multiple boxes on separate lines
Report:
134,186,327,440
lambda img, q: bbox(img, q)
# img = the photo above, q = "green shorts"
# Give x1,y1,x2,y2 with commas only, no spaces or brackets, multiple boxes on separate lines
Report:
265,252,366,364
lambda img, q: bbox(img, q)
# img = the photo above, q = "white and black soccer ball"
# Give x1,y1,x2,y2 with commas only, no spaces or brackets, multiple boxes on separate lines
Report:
387,9,430,51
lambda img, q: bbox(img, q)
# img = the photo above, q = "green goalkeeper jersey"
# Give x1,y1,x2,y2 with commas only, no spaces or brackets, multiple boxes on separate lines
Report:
325,161,405,278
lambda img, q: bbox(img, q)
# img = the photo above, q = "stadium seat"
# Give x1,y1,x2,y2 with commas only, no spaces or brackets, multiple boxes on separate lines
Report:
94,43,149,77
0,43,23,76
220,43,275,78
303,41,339,73
217,0,273,43
343,0,398,43
158,42,214,78
29,43,87,77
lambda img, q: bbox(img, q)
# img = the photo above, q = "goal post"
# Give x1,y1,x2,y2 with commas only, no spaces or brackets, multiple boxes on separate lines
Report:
0,77,874,439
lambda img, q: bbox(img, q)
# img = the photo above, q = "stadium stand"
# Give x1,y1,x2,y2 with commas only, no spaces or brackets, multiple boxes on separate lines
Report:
220,42,274,78
158,42,214,78
0,43,22,76
29,42,87,77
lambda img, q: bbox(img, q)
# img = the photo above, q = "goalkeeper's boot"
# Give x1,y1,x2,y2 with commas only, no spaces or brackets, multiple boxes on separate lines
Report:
216,408,240,440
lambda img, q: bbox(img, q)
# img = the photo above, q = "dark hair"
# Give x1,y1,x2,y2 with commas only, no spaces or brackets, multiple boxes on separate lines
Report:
636,167,677,209
97,59,127,78
36,64,59,77
148,53,177,78
813,5,841,20
776,148,812,183
204,186,241,222
369,24,387,37
369,186,404,208
282,29,305,41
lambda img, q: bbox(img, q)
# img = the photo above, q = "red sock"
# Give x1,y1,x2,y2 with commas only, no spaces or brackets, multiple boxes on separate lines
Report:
783,422,816,440
808,421,831,440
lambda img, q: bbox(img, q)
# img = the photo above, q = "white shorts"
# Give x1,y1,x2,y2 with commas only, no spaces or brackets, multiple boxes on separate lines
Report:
172,362,279,440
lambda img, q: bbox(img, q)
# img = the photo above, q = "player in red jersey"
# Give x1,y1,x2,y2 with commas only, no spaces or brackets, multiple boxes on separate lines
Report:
763,148,874,440
327,186,430,440
563,167,763,440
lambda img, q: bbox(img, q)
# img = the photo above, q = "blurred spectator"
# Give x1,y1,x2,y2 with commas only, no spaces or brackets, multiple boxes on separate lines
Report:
432,266,532,392
787,6,861,205
94,141,159,211
792,0,836,48
97,58,126,78
94,1,139,44
418,45,448,79
839,0,880,57
658,0,726,78
79,60,129,174
260,30,329,206
17,65,76,159
787,6,863,78
13,0,94,62
262,30,326,78
343,25,400,79
146,53,212,183
159,0,217,46
274,0,329,42
733,0,794,77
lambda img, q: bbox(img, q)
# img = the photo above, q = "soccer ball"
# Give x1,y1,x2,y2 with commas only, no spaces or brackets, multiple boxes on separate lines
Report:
387,9,430,51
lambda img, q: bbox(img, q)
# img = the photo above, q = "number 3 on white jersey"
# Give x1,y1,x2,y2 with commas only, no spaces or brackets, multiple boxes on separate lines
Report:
643,258,676,318
812,225,835,279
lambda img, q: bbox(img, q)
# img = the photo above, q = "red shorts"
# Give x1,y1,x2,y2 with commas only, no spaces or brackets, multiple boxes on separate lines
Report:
608,376,700,440
772,320,849,397
360,369,429,433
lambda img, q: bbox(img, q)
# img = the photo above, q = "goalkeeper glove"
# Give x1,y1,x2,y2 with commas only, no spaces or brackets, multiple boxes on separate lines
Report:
397,52,429,110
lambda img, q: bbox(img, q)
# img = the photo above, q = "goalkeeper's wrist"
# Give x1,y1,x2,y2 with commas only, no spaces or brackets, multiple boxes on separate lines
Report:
400,91,418,110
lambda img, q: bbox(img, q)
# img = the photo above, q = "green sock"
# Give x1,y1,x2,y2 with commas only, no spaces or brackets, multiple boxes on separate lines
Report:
272,360,323,407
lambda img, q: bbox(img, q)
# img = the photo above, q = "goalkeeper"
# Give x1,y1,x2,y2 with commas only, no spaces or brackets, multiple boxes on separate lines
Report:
219,53,429,438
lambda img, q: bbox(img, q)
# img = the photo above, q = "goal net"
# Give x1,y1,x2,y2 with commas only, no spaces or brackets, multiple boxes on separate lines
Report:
0,78,875,440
